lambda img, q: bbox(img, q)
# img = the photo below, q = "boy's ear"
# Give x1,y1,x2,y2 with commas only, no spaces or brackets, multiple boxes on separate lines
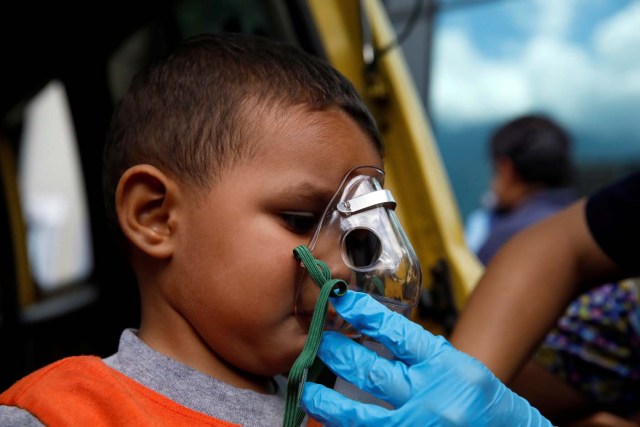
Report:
116,164,179,259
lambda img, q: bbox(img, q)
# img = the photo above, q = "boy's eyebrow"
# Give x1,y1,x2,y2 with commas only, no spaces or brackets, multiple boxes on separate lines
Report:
279,181,335,206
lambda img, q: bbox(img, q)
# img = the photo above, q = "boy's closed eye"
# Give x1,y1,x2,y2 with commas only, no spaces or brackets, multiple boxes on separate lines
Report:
279,211,318,235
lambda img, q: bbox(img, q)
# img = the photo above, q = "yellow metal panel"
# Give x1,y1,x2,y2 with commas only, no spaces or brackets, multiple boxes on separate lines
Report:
307,0,365,92
307,0,483,330
0,138,36,307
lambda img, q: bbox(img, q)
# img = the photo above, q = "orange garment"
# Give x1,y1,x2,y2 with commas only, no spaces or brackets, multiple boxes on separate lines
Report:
0,356,239,426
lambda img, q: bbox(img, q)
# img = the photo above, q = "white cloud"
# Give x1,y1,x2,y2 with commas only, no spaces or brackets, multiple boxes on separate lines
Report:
535,0,576,37
432,1,640,145
507,0,577,38
594,2,640,69
432,29,533,123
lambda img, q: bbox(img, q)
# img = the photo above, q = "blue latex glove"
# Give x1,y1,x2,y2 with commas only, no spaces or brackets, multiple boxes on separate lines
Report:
300,291,552,426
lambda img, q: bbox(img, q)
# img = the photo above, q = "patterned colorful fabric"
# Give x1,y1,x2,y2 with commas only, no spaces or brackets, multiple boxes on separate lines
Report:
534,279,640,414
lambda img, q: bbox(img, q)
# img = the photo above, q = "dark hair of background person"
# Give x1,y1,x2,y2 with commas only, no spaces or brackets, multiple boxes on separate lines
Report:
102,32,383,234
490,114,573,188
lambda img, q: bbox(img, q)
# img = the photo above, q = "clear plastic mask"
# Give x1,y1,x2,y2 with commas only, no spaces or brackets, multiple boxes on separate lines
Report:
294,166,422,336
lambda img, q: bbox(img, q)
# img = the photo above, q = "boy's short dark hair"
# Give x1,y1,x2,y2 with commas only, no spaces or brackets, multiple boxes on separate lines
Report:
490,114,572,187
103,32,382,230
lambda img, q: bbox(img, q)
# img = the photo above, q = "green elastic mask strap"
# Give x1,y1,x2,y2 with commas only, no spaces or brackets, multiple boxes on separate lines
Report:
283,245,348,427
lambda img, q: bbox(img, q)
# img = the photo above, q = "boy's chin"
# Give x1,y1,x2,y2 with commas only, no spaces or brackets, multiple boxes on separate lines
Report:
276,349,306,376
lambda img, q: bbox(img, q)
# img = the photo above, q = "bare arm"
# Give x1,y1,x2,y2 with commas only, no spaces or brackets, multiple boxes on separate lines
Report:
450,198,623,383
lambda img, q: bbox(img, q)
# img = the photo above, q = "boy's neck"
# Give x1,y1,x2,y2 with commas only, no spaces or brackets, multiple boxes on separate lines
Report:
137,319,276,394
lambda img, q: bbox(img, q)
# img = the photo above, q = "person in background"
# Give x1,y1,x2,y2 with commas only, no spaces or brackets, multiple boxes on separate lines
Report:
473,113,577,265
463,114,639,424
453,171,640,426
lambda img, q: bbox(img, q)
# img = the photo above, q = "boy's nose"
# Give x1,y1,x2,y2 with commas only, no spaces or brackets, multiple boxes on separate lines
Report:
298,250,351,301
317,246,351,284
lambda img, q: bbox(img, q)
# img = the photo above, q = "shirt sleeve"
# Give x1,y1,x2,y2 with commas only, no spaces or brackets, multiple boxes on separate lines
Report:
585,171,640,274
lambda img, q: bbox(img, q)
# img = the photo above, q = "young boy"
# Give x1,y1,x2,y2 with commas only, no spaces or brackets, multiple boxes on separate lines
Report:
0,32,384,425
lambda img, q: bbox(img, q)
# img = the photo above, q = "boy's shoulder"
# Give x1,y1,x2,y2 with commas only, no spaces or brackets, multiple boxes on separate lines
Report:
0,356,238,426
0,356,104,401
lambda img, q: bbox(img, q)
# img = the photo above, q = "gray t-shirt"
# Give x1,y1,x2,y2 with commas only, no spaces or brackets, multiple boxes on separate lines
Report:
0,329,287,426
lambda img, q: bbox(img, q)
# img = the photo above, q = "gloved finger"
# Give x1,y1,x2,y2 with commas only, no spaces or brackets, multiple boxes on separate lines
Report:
302,382,446,427
331,291,444,365
301,382,390,427
316,331,414,407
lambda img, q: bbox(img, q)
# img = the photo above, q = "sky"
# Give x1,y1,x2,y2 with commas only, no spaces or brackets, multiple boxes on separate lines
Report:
426,0,640,217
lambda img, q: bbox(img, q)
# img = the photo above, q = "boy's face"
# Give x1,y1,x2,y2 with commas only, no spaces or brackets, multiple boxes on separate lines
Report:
173,106,382,380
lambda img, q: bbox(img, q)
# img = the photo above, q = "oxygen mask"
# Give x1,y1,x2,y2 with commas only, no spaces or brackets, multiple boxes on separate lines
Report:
294,166,422,336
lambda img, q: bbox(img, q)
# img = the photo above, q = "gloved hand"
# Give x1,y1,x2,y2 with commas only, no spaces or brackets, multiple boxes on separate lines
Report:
300,291,552,427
